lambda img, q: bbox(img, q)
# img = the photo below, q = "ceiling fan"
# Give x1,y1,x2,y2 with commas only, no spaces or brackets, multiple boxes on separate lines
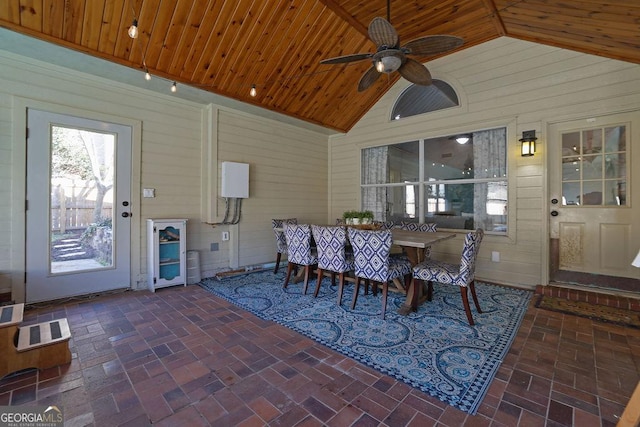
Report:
320,1,464,92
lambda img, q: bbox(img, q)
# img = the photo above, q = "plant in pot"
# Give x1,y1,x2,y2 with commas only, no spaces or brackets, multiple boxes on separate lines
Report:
342,210,360,225
359,210,374,225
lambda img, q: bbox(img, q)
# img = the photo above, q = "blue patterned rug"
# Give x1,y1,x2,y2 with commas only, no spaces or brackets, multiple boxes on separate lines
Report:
199,271,531,414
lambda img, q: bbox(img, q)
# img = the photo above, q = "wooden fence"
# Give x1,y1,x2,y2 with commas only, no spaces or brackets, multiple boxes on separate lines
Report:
51,207,112,233
50,182,112,233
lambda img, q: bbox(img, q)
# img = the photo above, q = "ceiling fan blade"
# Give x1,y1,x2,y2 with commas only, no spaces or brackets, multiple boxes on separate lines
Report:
358,66,381,92
368,17,398,48
398,58,432,86
402,35,464,56
320,53,372,64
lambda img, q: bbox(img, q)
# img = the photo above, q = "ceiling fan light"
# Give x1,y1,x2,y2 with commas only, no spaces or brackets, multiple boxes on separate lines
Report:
378,56,402,73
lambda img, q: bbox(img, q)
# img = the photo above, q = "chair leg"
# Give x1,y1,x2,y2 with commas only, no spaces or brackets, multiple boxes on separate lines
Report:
469,280,482,313
371,280,378,296
330,272,337,287
314,268,324,297
274,252,282,273
337,273,345,306
426,281,434,301
411,278,421,312
460,286,475,326
283,262,294,288
302,266,311,295
351,277,361,309
381,282,389,319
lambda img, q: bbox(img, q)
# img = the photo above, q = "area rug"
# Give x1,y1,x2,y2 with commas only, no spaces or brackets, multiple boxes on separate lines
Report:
199,271,532,414
535,295,640,328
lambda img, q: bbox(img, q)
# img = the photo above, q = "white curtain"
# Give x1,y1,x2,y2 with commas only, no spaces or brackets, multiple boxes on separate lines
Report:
361,147,389,220
472,129,507,230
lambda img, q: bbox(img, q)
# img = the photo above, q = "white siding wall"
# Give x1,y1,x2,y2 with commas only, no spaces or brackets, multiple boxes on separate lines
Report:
202,108,328,274
0,50,328,298
329,37,640,288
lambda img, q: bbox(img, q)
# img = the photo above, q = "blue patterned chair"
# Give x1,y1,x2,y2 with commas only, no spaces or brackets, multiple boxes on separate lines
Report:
283,223,318,294
311,225,356,305
400,222,437,232
411,228,484,325
347,228,413,319
373,220,396,230
271,218,297,273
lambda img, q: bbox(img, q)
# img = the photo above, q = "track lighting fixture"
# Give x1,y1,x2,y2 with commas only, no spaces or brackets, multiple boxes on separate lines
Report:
128,19,139,39
171,82,177,92
250,84,257,97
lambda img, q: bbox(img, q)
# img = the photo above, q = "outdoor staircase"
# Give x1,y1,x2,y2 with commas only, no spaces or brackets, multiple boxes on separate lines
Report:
0,303,72,378
52,236,87,261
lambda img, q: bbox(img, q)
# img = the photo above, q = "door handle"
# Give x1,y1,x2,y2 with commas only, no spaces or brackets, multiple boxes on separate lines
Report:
550,210,559,217
122,212,132,218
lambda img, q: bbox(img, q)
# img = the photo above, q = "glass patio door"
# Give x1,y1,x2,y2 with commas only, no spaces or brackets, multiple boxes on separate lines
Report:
25,109,132,303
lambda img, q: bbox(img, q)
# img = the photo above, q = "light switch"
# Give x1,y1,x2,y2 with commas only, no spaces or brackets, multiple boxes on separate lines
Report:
143,188,155,198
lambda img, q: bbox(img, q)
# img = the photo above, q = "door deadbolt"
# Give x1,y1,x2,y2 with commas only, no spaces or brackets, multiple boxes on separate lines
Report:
550,210,559,217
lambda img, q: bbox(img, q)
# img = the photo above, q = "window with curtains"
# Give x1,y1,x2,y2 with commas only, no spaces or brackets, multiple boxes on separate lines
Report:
361,127,508,233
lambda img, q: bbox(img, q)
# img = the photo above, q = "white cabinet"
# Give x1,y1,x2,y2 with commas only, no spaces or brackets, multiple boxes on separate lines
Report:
147,219,187,292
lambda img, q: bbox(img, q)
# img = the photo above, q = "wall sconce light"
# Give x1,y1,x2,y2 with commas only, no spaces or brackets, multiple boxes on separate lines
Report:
519,130,537,157
128,19,139,39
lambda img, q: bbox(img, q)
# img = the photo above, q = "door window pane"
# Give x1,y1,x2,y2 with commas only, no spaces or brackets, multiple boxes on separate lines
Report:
561,124,627,206
50,126,115,273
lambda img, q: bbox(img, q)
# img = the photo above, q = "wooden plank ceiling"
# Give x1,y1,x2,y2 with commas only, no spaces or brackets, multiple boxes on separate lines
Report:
1,0,639,132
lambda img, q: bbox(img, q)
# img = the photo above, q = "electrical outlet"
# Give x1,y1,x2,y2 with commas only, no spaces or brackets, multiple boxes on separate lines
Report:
210,242,219,251
222,231,230,241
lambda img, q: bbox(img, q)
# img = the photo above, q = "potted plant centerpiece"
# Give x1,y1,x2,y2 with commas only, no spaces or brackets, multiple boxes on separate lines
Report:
359,210,374,225
342,210,374,225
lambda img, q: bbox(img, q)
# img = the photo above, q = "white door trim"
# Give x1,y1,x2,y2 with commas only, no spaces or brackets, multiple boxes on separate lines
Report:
11,97,142,303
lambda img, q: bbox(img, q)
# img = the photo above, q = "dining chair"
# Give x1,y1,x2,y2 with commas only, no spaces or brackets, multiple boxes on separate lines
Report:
347,228,413,319
373,220,396,230
411,228,484,325
311,225,356,305
271,218,297,273
399,222,437,232
283,223,318,294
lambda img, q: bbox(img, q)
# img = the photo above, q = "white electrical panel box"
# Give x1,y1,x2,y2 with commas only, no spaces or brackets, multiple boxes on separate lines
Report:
221,161,249,198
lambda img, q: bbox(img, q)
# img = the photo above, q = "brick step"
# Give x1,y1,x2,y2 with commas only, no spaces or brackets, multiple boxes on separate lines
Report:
0,303,24,329
536,285,640,312
16,318,71,352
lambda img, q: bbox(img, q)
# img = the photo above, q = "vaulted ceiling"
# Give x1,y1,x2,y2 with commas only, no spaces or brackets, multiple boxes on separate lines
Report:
1,1,639,132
